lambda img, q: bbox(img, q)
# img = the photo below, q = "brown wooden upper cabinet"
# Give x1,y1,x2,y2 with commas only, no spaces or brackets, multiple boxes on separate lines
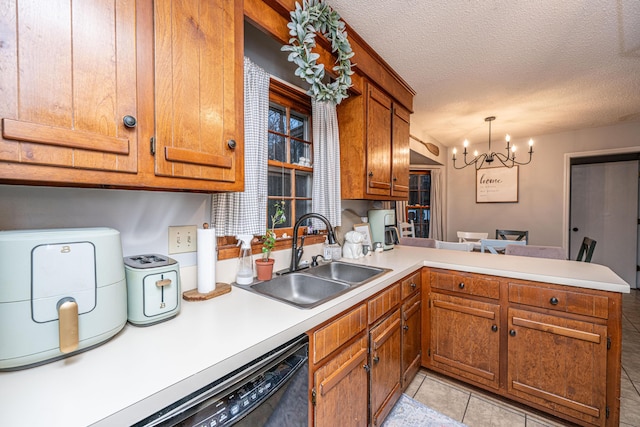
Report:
0,0,244,192
153,0,243,185
338,82,411,200
0,0,139,178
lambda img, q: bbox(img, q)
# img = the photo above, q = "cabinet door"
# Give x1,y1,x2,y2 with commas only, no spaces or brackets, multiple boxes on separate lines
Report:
153,0,243,185
391,104,410,198
366,85,392,196
401,292,421,387
370,308,402,426
0,0,138,177
314,335,368,427
507,308,608,426
430,292,501,389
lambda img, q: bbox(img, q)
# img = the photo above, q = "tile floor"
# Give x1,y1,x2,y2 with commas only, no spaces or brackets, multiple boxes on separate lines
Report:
404,289,640,427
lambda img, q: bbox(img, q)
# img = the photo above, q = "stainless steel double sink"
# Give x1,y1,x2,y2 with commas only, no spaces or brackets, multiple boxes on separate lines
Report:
235,261,390,309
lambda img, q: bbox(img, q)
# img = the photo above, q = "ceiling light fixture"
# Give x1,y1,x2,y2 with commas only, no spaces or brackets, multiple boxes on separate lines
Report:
452,116,533,170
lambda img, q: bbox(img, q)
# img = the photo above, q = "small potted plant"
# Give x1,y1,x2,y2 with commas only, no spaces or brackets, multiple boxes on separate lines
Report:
256,201,286,280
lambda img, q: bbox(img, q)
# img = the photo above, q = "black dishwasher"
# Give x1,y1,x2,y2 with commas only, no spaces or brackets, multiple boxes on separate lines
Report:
134,334,309,427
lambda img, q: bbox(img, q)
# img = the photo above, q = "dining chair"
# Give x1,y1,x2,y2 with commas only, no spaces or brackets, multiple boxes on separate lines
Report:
496,229,529,242
399,237,436,248
435,240,475,252
457,231,488,251
505,244,566,260
576,237,597,262
481,238,526,254
399,221,415,238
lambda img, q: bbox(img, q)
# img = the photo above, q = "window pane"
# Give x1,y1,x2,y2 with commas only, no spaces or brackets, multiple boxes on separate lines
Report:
268,167,291,197
268,199,291,229
268,133,286,162
408,191,419,206
409,175,418,190
290,112,307,140
295,199,312,222
291,139,311,165
269,105,286,133
295,171,312,197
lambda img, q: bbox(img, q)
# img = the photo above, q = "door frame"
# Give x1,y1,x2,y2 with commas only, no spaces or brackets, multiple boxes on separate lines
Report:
562,146,640,254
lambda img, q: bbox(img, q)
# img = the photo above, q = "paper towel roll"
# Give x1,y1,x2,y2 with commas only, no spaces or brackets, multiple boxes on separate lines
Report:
197,228,217,293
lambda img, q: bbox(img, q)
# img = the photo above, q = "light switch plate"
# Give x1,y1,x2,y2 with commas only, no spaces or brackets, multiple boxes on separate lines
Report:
168,225,197,254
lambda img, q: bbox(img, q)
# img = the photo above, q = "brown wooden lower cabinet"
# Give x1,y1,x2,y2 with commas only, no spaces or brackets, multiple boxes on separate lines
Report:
507,308,608,426
308,269,423,426
313,335,369,427
430,292,501,390
369,308,402,426
401,292,421,386
423,267,622,427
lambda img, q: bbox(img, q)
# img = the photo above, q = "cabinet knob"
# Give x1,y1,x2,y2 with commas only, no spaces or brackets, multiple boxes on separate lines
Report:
368,171,373,177
509,329,517,337
491,324,498,332
458,282,465,289
123,115,137,128
227,139,237,149
393,176,398,181
363,364,370,372
403,325,409,331
550,297,559,305
410,282,416,289
373,356,380,364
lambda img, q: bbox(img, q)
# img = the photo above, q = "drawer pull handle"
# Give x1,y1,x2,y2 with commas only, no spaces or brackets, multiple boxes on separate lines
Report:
491,325,498,332
550,297,559,305
509,329,517,337
410,282,416,289
458,282,465,289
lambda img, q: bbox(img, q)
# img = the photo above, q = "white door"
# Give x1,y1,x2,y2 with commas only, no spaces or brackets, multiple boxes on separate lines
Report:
570,161,638,287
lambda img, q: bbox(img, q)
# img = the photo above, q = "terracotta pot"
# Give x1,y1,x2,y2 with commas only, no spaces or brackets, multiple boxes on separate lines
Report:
255,258,275,281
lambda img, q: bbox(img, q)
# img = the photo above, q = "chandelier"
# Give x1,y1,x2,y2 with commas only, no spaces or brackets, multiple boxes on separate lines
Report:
452,116,533,170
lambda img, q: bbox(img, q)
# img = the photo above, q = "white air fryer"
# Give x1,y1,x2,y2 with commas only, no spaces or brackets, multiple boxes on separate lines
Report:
0,227,127,370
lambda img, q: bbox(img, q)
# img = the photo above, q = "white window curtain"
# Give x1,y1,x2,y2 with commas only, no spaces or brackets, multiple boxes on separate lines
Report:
211,57,270,236
395,200,407,224
429,169,444,240
311,99,342,228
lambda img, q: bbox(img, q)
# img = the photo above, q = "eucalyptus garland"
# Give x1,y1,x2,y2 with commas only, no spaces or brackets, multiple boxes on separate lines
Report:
281,0,354,104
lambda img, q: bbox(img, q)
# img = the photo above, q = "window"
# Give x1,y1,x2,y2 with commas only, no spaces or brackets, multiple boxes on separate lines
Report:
267,79,313,232
407,171,431,238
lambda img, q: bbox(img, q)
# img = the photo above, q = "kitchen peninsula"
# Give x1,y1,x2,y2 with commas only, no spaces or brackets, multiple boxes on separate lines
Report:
0,246,628,427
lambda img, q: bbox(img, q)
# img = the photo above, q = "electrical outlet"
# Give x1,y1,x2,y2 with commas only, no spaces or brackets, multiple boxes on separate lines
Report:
168,225,197,254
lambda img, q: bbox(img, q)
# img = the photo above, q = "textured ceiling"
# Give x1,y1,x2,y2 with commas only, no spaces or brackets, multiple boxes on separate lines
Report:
325,0,640,148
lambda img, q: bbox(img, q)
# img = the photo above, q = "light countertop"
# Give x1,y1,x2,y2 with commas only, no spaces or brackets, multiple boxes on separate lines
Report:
0,246,629,426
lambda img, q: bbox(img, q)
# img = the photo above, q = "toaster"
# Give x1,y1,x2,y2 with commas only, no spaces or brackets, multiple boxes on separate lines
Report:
124,254,181,326
0,227,127,370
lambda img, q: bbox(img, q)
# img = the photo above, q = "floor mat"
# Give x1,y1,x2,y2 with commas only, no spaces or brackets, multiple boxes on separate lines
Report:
382,393,468,427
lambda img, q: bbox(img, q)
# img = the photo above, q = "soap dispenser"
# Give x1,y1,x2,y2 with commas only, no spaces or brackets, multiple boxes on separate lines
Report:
236,235,255,285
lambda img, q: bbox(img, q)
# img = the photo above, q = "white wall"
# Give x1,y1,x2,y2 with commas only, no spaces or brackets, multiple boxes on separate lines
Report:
445,122,640,246
0,185,210,268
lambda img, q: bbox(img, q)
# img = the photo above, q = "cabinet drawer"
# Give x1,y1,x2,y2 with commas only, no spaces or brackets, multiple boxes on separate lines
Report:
312,303,368,364
369,283,401,325
431,270,499,300
400,270,421,299
508,283,608,319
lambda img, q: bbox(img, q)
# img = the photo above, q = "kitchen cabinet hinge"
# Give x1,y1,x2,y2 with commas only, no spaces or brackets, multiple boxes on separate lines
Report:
606,405,610,418
428,348,431,357
311,388,316,406
607,336,611,350
150,137,156,155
